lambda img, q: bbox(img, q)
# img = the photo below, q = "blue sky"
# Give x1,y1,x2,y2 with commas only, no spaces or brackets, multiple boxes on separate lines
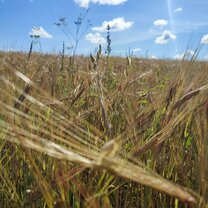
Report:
0,0,208,59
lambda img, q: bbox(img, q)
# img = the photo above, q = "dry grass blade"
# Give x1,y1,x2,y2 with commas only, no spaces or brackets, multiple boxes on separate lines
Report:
0,70,201,206
93,157,197,205
133,83,208,157
173,84,208,110
23,149,55,208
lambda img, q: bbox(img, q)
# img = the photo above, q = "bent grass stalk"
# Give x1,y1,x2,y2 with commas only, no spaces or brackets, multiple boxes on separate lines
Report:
0,52,207,207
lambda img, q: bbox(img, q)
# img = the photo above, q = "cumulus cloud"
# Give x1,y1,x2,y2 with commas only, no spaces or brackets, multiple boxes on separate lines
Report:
148,55,157,59
201,34,208,44
74,0,127,8
85,33,106,44
29,27,52,38
155,30,176,44
174,7,183,13
6,48,14,52
92,17,133,32
74,0,89,7
153,19,168,27
174,50,195,60
150,55,157,59
132,48,141,52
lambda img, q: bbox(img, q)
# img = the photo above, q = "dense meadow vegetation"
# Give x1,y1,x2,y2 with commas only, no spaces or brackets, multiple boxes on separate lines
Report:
0,50,208,207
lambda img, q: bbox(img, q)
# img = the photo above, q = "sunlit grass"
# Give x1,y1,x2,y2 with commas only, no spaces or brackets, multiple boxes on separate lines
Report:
0,51,208,207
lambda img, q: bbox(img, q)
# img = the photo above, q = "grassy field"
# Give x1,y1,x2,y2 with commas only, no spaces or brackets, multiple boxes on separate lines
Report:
0,50,208,207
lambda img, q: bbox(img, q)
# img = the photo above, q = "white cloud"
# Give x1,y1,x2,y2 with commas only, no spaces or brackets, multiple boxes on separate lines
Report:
153,19,168,27
151,56,157,59
74,0,90,7
29,27,52,38
204,54,208,60
132,48,141,52
85,33,106,44
74,0,127,8
93,0,127,5
6,48,14,52
174,7,183,13
155,30,176,44
174,50,195,60
92,17,133,32
149,55,157,59
201,34,208,44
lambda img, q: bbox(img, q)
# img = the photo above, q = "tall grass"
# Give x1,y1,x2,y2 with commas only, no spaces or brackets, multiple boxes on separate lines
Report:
0,51,208,207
